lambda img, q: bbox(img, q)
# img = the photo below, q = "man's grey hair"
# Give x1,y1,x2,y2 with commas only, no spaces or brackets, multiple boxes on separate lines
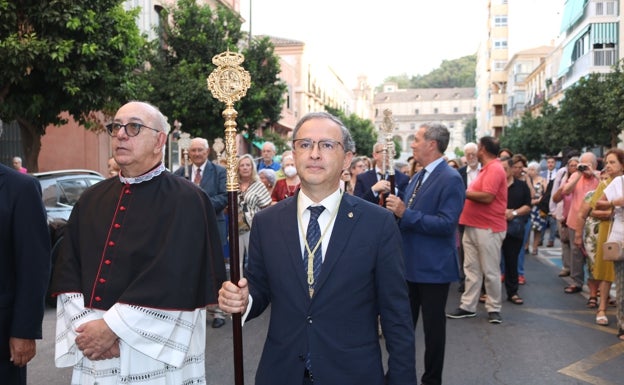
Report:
292,111,356,153
191,137,209,149
464,142,477,152
580,152,597,168
262,141,276,152
421,122,450,154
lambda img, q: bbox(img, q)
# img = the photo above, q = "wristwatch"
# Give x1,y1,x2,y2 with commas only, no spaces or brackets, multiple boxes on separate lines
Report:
512,210,518,216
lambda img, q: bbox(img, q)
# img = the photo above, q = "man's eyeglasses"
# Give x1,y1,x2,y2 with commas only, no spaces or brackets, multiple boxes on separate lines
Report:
292,138,343,153
106,122,160,137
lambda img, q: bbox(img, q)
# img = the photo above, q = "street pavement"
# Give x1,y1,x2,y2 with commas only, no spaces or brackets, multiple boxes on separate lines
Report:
28,239,624,384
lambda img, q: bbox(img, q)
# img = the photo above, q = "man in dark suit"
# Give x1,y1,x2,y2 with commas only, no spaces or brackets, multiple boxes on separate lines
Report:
174,137,228,328
353,142,409,204
387,123,465,385
0,162,51,385
219,112,416,385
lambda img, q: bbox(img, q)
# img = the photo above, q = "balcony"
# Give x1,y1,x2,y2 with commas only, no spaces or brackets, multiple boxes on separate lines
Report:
491,115,506,127
491,93,506,105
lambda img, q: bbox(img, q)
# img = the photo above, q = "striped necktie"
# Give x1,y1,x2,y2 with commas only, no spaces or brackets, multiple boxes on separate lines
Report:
194,168,201,185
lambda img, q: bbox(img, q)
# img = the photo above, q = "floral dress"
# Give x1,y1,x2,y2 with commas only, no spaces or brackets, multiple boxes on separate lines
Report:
530,180,547,231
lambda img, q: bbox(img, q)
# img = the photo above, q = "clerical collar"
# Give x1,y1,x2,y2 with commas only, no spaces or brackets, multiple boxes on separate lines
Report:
118,163,166,185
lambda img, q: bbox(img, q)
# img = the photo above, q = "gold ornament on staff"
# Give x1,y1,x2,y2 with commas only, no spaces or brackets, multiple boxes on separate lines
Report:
207,50,251,385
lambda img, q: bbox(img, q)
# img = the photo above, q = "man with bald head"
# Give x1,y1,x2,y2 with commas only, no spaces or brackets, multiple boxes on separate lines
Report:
51,101,226,384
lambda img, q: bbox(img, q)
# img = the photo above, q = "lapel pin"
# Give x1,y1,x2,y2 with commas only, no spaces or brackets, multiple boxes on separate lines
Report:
348,212,354,218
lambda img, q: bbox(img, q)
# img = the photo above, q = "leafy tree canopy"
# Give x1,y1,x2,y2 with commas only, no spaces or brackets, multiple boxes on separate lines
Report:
134,0,286,143
326,106,377,157
502,61,624,160
0,0,146,171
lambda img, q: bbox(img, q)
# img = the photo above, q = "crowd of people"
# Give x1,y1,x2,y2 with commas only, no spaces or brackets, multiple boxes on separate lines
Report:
4,102,624,385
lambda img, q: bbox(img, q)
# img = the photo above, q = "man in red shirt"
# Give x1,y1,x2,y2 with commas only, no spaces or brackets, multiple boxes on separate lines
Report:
447,136,508,324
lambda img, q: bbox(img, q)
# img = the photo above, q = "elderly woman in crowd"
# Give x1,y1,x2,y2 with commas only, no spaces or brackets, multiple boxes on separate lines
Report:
577,149,624,327
271,155,299,203
258,168,277,196
237,154,272,274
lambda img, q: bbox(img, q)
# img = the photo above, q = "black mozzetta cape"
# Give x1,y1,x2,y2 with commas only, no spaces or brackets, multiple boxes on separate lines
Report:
51,165,227,311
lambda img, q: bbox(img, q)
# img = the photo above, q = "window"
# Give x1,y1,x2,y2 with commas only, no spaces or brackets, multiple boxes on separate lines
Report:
415,109,419,115
433,108,439,114
453,107,459,113
493,39,508,49
493,60,507,71
410,123,416,130
494,15,508,27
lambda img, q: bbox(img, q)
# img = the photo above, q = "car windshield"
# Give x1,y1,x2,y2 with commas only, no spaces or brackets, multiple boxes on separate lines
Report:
40,176,102,207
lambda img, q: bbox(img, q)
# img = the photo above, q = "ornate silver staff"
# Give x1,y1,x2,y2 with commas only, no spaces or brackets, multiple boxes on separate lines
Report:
207,50,251,385
380,109,396,205
178,132,192,179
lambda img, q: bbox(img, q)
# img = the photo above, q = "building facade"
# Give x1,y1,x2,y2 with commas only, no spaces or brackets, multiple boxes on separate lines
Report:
373,85,476,160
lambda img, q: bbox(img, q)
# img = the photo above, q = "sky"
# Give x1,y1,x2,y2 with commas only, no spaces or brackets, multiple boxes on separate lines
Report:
240,0,563,88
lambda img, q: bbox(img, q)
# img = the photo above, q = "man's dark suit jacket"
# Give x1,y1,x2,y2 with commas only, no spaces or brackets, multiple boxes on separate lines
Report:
458,165,469,188
245,192,416,385
399,161,465,283
174,161,227,245
353,168,409,204
0,164,50,384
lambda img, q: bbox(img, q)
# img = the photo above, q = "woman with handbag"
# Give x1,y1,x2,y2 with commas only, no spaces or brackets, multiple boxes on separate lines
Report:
574,150,623,326
598,149,624,341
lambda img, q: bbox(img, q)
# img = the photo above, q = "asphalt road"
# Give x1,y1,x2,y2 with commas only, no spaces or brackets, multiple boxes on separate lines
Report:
27,242,624,384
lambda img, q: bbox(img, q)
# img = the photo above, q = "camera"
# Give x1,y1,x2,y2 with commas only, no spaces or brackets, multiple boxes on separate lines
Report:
577,164,588,172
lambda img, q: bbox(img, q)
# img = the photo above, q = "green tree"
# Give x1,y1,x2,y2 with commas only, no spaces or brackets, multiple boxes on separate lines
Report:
136,0,285,143
409,55,476,88
463,116,477,144
500,110,545,160
556,73,609,150
0,0,145,171
325,106,377,156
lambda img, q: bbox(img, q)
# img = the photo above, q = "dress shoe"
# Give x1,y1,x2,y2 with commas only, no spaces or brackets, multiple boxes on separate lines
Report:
212,318,226,328
547,241,554,247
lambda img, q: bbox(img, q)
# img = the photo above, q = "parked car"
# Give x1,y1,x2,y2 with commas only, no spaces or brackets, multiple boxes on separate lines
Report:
32,169,105,305
34,169,105,222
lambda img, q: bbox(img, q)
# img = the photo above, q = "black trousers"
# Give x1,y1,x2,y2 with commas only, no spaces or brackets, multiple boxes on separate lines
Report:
501,235,522,298
407,281,450,385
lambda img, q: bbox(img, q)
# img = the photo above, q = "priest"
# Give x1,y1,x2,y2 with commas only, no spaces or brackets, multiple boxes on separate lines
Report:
51,101,226,384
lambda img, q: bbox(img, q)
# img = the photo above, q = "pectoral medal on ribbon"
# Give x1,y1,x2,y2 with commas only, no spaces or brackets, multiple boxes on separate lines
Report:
207,50,251,385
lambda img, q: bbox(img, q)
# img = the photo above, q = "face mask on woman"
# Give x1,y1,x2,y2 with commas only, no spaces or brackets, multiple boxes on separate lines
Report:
283,165,297,178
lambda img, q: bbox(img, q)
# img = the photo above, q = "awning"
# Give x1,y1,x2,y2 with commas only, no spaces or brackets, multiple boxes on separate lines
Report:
557,25,591,77
560,0,588,33
242,133,264,149
592,22,618,45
